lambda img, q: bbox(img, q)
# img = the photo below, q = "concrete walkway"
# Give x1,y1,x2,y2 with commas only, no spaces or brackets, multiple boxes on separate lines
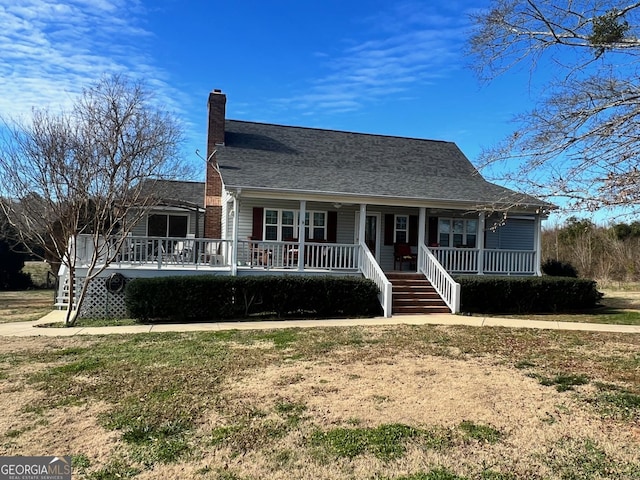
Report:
0,310,638,337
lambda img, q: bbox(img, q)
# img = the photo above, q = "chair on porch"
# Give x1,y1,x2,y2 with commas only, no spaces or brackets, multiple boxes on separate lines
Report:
199,241,223,266
248,236,272,267
394,243,417,271
284,238,299,268
171,239,194,264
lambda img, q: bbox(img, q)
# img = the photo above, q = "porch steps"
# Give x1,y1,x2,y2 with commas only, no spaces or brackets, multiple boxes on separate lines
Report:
387,273,450,315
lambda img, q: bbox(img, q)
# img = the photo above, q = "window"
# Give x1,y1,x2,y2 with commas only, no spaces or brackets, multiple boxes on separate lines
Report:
282,210,295,240
438,218,477,248
148,214,188,237
395,215,408,243
264,209,279,240
305,212,326,240
263,209,327,241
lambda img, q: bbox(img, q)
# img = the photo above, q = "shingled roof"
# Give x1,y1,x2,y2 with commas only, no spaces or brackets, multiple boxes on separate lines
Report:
216,120,546,208
138,180,205,209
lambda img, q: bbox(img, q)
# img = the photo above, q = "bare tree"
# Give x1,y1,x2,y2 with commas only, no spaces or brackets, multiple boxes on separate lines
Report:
0,75,186,325
469,1,640,213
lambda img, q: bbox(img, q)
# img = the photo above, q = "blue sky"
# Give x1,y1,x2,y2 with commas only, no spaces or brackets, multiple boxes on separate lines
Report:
1,0,536,185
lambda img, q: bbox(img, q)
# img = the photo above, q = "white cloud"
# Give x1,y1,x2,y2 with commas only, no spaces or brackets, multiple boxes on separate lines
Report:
276,1,471,116
0,0,182,119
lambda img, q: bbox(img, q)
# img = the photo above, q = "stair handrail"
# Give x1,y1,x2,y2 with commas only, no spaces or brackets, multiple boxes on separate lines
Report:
419,244,460,313
359,243,392,317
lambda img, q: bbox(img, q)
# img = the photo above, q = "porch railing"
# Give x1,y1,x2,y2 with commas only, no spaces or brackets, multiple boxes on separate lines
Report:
72,234,362,271
113,237,233,268
483,249,536,274
359,243,392,318
236,240,359,270
430,247,536,275
419,245,460,313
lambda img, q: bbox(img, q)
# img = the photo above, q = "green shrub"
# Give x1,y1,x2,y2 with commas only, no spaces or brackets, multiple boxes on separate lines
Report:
456,276,602,314
541,259,578,277
125,275,381,322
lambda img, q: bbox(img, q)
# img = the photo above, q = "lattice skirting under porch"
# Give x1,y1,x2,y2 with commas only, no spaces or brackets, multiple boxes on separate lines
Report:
78,276,129,319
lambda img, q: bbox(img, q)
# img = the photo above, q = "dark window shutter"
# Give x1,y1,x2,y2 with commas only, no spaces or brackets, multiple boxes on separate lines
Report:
409,215,418,246
252,207,264,240
384,214,394,245
327,211,338,242
428,216,438,246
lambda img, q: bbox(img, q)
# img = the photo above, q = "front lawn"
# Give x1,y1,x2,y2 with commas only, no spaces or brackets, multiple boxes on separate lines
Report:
491,286,640,325
0,289,55,323
0,325,638,479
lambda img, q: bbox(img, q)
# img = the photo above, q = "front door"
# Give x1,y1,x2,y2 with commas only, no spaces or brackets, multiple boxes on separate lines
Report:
355,212,381,262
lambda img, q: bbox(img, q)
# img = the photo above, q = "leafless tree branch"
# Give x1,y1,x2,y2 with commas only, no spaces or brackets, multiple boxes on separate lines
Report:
469,0,640,216
0,75,187,324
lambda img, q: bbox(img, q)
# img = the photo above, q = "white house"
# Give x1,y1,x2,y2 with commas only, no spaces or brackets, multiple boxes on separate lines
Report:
59,89,552,319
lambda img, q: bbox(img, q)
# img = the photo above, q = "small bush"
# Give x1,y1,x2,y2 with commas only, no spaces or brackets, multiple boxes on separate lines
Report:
542,259,578,277
456,276,602,314
125,275,382,322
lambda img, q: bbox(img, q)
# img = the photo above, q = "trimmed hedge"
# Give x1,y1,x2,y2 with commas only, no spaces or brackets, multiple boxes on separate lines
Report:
456,276,603,314
125,275,382,322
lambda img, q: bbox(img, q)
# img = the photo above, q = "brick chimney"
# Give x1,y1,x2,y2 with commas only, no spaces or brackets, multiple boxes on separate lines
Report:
204,89,226,238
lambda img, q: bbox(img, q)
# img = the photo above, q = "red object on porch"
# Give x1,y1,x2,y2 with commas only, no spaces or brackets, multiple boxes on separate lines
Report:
394,243,417,271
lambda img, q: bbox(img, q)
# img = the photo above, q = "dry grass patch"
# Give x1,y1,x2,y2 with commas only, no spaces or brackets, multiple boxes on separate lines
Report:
0,289,54,323
0,326,638,479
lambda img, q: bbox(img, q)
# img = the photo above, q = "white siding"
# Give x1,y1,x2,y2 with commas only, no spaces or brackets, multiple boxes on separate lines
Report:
221,190,232,240
237,199,346,241
336,207,357,244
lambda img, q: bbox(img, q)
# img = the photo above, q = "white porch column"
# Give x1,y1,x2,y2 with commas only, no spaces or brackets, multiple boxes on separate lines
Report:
534,214,542,276
477,212,485,275
298,200,306,271
418,207,426,270
358,204,367,269
231,196,240,276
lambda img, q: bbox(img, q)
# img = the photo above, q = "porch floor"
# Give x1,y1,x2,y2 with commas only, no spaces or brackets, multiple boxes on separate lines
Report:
100,262,360,276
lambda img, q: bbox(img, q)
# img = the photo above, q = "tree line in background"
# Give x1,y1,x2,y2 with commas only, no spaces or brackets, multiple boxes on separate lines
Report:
542,217,640,282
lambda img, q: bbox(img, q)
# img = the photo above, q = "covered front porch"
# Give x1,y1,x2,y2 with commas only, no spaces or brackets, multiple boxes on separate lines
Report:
94,233,539,276
64,197,543,317
95,194,543,278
